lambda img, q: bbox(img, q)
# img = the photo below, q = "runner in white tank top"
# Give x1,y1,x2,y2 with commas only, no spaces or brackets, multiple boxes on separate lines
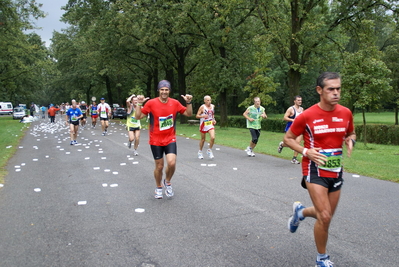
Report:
196,95,216,159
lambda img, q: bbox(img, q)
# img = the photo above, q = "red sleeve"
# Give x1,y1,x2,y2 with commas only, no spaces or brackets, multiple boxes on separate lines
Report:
289,112,306,137
141,101,150,115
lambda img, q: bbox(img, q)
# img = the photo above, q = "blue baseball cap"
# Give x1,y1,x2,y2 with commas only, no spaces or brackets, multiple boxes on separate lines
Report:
100,98,105,100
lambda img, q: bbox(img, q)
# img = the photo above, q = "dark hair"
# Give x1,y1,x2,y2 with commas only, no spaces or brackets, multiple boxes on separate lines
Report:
294,95,302,100
316,72,340,88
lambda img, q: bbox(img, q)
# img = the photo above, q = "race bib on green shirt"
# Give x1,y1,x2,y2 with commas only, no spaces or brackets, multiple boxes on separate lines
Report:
159,114,173,131
130,116,138,123
100,110,107,118
318,148,343,172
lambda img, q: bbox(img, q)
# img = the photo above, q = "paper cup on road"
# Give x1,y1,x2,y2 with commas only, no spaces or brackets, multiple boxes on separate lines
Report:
135,208,145,213
77,201,87,205
34,188,41,192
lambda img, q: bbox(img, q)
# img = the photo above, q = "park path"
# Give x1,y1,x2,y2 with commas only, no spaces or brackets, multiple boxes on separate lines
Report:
0,117,398,267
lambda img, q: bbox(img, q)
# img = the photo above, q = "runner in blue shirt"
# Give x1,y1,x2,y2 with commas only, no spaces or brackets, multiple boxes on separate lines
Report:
66,99,83,145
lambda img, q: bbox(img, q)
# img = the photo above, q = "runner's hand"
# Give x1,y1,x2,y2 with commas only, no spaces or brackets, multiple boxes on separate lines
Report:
136,95,150,104
181,94,193,103
306,147,328,166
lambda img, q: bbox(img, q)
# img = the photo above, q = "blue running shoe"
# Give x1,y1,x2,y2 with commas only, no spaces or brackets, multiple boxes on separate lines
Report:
288,201,305,233
316,256,334,267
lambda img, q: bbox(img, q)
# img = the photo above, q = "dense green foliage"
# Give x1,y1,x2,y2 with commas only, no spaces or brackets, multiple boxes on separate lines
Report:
1,0,399,127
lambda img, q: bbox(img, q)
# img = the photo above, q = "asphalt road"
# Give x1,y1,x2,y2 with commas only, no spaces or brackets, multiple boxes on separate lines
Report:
0,117,398,267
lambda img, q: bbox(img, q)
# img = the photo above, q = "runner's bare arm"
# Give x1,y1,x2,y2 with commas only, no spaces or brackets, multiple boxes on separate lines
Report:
135,95,150,119
195,105,204,119
181,94,193,117
284,129,327,165
283,107,294,122
344,131,356,157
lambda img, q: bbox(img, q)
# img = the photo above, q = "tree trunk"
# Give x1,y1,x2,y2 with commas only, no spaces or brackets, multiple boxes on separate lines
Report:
286,0,301,106
219,89,228,127
395,105,398,125
218,46,228,127
85,84,92,104
176,46,188,124
105,75,113,105
153,63,159,98
362,109,367,146
145,74,152,98
287,68,301,106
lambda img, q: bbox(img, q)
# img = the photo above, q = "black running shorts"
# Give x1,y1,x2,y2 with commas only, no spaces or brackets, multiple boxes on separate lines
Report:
150,142,177,160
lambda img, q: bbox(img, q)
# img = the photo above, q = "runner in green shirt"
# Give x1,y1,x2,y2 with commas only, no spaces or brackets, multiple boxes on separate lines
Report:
243,97,267,157
126,94,141,156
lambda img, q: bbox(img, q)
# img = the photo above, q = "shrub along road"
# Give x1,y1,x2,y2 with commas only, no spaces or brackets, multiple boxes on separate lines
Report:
0,118,398,266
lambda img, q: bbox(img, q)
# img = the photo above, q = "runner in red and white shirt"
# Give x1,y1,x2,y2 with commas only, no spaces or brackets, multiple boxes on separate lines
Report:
283,72,356,267
195,95,216,159
135,80,193,199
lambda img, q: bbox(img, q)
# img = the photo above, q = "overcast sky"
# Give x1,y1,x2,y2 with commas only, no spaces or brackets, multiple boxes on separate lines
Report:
31,0,70,47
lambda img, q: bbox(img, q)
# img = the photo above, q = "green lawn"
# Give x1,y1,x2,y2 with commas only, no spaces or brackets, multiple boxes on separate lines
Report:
352,111,397,125
176,122,399,183
0,117,28,184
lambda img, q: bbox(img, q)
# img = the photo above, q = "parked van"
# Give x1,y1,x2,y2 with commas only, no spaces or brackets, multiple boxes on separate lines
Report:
0,102,13,115
13,107,26,120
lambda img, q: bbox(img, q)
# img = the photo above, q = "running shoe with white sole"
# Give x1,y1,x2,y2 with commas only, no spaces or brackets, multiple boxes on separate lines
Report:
288,201,305,233
207,149,214,159
315,256,334,267
163,180,174,198
198,151,204,159
70,141,74,145
133,149,138,156
245,146,252,156
291,157,300,164
128,141,132,149
278,141,284,153
155,187,163,199
251,151,255,157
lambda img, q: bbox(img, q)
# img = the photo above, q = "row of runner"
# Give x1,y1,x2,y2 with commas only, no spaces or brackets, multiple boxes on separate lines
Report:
49,73,354,267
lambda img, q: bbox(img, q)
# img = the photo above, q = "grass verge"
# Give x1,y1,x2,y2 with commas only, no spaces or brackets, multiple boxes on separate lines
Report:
176,123,399,183
0,117,29,184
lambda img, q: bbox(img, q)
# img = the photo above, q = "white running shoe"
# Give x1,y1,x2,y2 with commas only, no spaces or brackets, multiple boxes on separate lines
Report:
251,151,255,157
291,157,300,164
278,141,284,153
133,149,138,156
207,149,214,159
198,151,204,159
245,146,252,156
163,180,174,198
154,188,163,199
